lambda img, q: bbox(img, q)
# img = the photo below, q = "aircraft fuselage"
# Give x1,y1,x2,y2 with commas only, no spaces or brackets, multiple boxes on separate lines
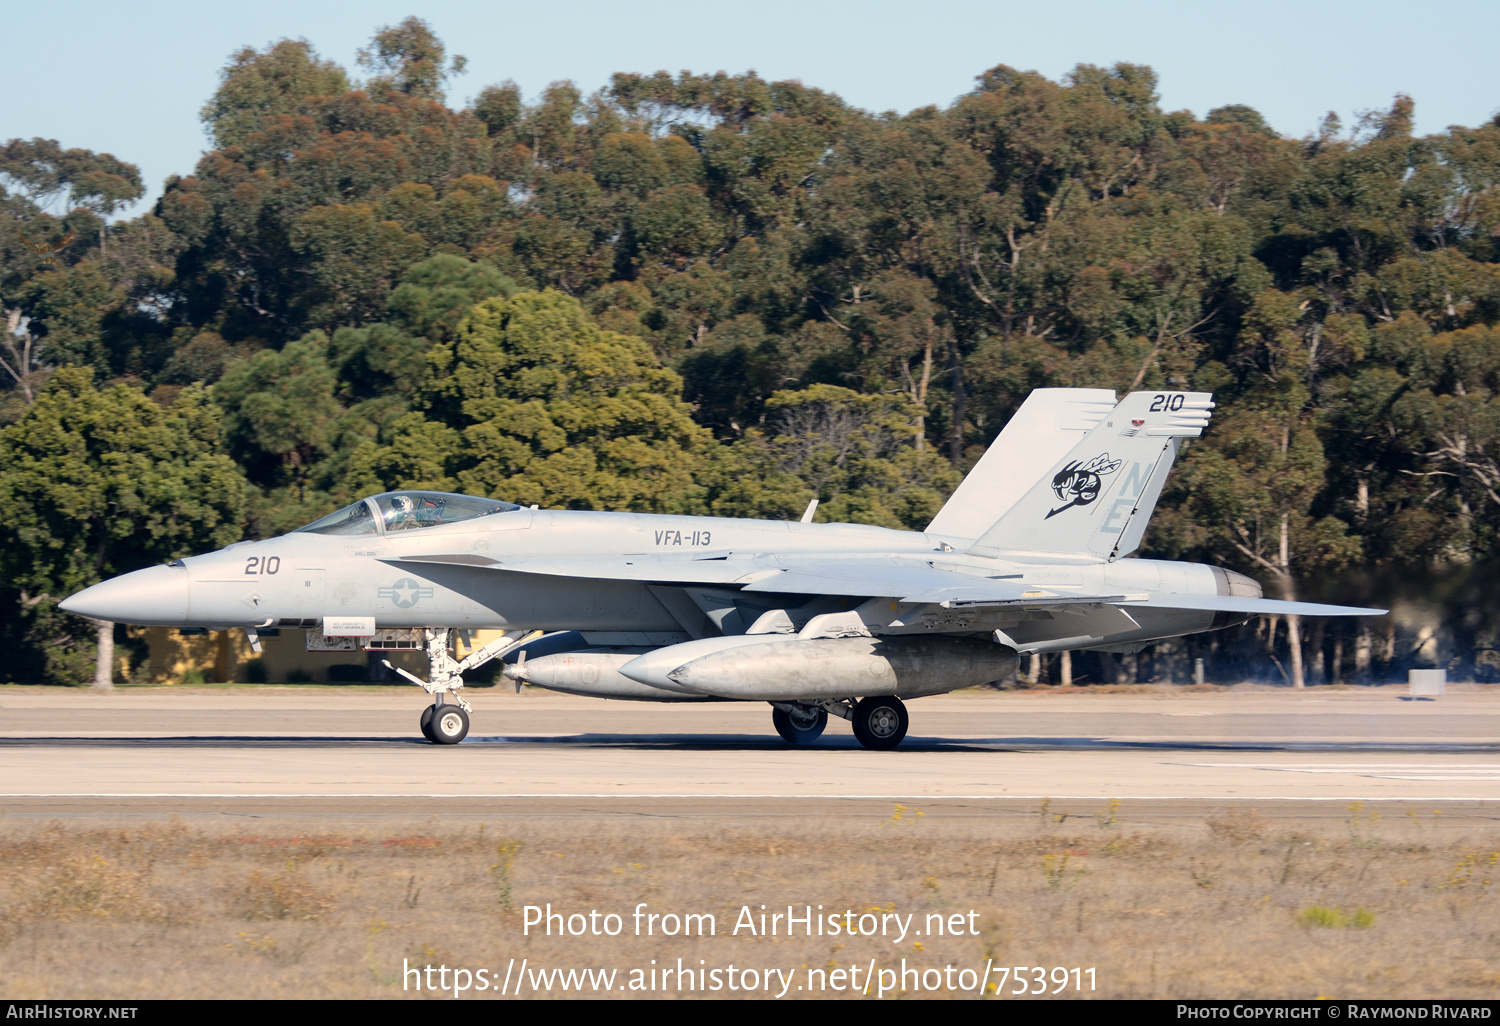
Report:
73,507,1232,653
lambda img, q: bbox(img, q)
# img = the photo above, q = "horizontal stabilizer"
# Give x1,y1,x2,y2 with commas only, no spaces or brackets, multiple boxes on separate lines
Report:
1120,594,1385,617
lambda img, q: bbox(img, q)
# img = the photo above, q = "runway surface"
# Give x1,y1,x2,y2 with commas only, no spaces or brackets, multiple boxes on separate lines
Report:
2,685,1499,817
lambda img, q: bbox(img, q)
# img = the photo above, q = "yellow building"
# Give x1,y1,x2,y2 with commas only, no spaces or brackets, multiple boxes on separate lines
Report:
121,626,507,684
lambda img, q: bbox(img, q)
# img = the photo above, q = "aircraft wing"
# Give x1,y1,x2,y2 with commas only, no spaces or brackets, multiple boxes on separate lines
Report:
391,552,1127,605
388,553,1384,615
735,560,1028,599
740,564,1385,615
389,552,997,596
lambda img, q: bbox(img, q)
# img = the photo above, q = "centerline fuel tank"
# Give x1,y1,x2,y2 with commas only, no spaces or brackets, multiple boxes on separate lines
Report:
623,634,1018,701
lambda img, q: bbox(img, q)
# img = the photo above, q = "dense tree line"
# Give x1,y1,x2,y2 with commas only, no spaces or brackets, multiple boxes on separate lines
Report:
2,18,1497,685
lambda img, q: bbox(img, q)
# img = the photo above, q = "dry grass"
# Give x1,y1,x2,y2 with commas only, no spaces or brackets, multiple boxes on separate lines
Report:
0,806,1498,999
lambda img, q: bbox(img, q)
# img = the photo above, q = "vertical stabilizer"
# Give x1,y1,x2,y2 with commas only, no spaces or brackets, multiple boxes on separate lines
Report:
926,388,1117,541
967,391,1214,562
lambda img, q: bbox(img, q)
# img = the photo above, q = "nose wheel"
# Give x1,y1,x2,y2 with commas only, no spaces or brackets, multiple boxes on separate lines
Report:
424,704,469,745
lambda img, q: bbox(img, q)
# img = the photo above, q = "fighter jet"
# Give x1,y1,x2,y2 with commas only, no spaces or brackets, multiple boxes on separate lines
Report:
61,388,1384,748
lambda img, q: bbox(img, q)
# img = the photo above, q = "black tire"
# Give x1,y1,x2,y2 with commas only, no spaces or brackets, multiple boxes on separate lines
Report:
851,696,908,750
772,704,827,745
419,705,436,742
430,704,469,745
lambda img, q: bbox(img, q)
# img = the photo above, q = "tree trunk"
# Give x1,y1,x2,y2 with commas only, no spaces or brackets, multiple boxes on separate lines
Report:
1059,650,1072,687
1026,651,1039,686
947,338,965,468
1287,613,1305,688
365,650,393,682
1331,632,1344,685
214,630,231,684
1273,507,1303,689
1263,614,1277,672
1355,624,1372,681
914,338,934,450
92,619,114,690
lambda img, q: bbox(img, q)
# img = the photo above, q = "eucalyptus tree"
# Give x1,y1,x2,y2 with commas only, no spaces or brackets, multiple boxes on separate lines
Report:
0,370,246,685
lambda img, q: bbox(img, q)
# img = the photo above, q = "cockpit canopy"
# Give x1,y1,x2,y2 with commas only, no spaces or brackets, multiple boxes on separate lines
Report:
294,492,523,536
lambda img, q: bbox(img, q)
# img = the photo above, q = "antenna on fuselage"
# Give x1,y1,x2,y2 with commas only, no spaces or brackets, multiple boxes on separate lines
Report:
800,499,819,523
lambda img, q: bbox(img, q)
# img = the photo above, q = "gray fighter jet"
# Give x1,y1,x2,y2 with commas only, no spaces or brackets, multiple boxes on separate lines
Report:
61,388,1383,748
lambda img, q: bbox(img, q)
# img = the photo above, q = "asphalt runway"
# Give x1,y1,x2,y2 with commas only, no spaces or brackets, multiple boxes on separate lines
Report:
2,685,1499,818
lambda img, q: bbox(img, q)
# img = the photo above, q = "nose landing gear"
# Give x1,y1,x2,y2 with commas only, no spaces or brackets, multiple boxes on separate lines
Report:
388,628,542,744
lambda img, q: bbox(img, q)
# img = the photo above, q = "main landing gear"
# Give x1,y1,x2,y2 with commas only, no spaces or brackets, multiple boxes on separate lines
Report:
851,696,909,750
770,695,909,750
771,703,828,745
388,628,542,745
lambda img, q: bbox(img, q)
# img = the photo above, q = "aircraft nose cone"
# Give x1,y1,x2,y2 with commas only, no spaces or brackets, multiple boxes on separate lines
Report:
59,563,190,626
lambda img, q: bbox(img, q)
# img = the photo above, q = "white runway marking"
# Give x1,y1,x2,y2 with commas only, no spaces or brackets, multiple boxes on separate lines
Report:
1,792,1495,802
1181,762,1500,781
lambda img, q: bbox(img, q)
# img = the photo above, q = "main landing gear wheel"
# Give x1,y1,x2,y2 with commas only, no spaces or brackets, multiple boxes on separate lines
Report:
851,696,908,750
419,705,437,742
772,704,828,745
429,705,469,745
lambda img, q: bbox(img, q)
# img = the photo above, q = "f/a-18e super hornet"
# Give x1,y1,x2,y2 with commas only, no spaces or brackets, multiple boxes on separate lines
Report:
61,388,1384,749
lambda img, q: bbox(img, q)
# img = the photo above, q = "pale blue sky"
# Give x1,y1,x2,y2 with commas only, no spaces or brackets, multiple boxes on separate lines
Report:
5,0,1498,217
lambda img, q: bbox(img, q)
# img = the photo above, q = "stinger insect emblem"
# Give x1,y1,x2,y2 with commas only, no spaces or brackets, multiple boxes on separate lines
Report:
1046,454,1121,519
